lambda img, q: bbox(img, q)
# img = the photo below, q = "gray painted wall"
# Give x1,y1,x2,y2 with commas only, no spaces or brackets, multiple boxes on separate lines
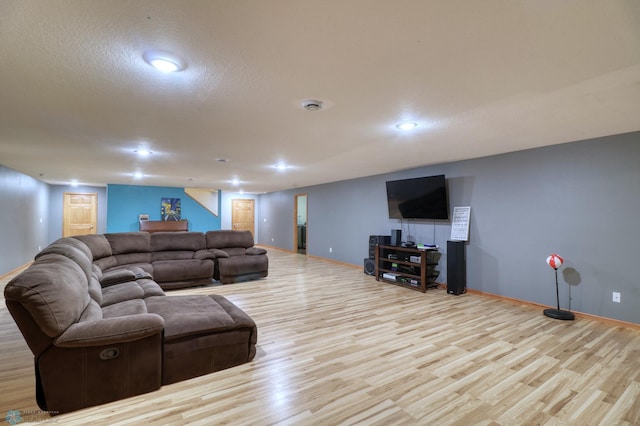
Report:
258,132,640,324
0,165,108,274
0,165,49,273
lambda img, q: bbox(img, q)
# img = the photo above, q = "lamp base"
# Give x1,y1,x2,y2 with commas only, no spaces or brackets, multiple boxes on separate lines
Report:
543,308,575,321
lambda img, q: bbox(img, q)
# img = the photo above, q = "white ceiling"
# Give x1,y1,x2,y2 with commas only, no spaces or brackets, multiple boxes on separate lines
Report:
1,1,639,193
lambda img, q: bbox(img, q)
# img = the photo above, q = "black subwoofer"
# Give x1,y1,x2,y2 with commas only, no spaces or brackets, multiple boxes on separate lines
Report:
364,258,376,275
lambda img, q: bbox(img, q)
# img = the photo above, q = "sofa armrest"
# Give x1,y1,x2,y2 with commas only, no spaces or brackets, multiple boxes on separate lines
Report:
246,247,267,255
100,269,137,287
54,314,165,347
209,249,229,258
194,249,216,260
100,268,152,287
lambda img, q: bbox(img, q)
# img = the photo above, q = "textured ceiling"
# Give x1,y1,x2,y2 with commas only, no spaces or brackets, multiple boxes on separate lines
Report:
1,1,639,193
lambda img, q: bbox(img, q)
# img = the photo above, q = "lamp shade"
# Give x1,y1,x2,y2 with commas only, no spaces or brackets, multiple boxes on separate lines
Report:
546,253,563,270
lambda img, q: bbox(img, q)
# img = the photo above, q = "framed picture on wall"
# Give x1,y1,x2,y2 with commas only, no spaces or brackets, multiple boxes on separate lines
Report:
161,198,181,221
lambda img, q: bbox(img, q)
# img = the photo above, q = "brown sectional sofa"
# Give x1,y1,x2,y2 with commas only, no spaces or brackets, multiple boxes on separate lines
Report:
73,230,268,289
4,230,267,414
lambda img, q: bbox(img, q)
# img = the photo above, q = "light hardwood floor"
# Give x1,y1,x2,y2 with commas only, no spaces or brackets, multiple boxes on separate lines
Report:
1,249,639,425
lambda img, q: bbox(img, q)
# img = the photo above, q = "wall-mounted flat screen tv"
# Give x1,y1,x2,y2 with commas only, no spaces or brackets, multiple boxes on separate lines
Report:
386,174,449,220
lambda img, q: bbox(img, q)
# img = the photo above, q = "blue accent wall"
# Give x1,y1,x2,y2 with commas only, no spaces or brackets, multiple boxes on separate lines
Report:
106,184,221,233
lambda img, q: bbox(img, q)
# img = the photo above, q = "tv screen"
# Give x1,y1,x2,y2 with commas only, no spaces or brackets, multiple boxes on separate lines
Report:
386,175,449,220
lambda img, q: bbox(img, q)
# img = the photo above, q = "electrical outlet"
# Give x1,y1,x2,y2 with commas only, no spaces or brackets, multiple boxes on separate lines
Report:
612,292,621,303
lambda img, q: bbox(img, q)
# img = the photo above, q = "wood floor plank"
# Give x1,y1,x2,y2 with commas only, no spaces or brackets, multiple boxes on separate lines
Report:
1,248,639,425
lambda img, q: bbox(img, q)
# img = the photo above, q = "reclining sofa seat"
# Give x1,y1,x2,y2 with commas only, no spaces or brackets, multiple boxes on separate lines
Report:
206,230,269,284
149,231,215,289
4,236,257,414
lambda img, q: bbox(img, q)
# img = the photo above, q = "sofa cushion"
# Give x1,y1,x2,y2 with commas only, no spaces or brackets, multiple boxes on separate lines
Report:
106,232,151,254
87,277,103,306
102,299,148,318
105,262,153,276
206,230,254,249
54,313,164,347
113,253,152,267
220,247,246,257
78,299,103,323
194,249,216,260
100,269,138,287
73,234,113,260
5,254,90,338
151,232,206,252
137,279,166,298
246,247,267,255
94,255,118,271
151,251,195,262
36,238,94,282
101,282,145,307
152,259,213,283
100,267,152,287
209,249,229,258
36,241,105,310
101,279,165,307
145,295,253,341
217,255,268,281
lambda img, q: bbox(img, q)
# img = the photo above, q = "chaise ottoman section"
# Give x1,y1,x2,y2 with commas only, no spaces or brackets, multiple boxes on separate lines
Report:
151,259,214,290
145,294,257,384
215,254,268,284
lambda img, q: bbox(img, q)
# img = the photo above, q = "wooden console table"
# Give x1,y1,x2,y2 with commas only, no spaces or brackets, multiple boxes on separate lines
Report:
375,244,440,293
139,220,188,233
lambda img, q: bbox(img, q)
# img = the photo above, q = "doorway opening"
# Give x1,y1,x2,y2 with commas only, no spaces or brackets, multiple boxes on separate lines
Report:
294,194,307,254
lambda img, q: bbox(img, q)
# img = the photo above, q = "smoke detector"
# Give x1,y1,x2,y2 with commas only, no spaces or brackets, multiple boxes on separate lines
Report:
302,100,323,111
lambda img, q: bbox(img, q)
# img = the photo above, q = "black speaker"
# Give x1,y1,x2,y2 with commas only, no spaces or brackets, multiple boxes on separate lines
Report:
368,235,390,259
390,229,402,246
447,240,466,295
364,258,375,275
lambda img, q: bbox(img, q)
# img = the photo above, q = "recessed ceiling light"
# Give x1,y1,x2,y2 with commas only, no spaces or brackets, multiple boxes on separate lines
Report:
70,179,79,187
302,100,323,111
396,122,418,131
143,51,186,73
135,149,153,156
275,163,289,170
133,172,144,179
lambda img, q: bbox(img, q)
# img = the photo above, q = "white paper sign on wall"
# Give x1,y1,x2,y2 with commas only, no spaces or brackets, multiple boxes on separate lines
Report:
450,206,471,241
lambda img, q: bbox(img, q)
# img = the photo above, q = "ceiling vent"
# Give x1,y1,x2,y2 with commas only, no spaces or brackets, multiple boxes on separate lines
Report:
302,100,323,111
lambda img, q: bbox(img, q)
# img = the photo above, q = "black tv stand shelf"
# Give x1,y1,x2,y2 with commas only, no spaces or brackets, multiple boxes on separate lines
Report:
375,244,440,293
